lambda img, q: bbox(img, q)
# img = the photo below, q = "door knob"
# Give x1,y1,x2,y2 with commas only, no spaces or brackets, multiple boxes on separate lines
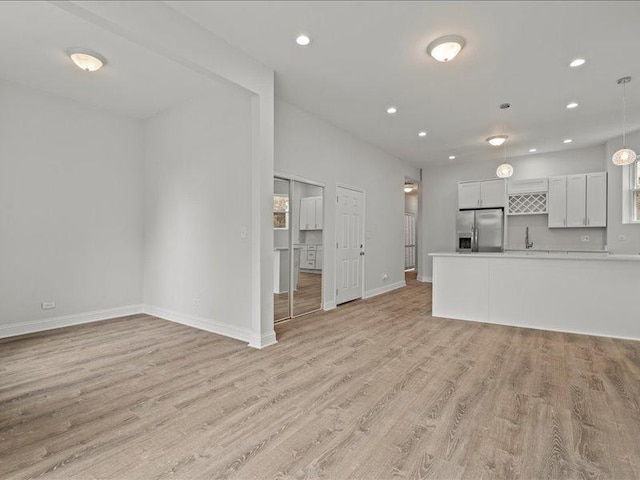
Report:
359,252,365,256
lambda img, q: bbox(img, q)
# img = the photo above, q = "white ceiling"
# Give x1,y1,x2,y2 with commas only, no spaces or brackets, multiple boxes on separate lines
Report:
0,2,216,119
169,0,640,165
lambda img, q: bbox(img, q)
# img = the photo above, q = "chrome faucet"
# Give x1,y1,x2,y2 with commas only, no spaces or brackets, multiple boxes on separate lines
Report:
525,226,534,249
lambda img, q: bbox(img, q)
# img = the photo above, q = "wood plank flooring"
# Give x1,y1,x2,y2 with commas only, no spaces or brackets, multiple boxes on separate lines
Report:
2,273,640,479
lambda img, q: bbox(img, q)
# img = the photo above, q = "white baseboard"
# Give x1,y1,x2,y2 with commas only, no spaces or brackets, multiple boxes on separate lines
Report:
0,304,144,339
143,304,257,345
323,300,337,311
417,274,432,283
364,281,406,299
248,331,278,349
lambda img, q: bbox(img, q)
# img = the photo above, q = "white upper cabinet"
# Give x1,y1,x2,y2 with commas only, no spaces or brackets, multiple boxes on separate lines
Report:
458,180,505,209
586,172,607,227
481,180,507,207
548,176,567,227
314,197,323,229
566,174,587,227
548,172,607,228
300,196,323,230
458,182,481,209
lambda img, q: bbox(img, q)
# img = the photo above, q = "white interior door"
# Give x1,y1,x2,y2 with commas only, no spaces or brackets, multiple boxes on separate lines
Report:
336,186,364,305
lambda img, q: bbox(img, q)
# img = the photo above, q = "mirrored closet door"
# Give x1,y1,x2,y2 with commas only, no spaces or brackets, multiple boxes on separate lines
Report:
273,176,324,322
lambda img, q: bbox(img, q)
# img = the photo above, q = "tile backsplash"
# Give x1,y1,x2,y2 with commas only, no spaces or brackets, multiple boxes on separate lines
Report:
506,214,607,251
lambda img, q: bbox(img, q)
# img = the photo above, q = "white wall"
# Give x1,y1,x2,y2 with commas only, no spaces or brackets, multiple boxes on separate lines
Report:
0,80,143,333
275,100,419,306
605,130,640,254
143,85,258,342
421,145,606,280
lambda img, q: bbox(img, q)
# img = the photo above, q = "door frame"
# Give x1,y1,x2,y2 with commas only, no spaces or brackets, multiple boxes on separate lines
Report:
335,183,366,305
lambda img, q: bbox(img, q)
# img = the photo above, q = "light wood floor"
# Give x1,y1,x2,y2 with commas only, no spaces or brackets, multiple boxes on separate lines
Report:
3,274,640,479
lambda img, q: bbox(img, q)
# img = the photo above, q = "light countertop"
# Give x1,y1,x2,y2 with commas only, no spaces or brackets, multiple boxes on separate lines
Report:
429,251,640,261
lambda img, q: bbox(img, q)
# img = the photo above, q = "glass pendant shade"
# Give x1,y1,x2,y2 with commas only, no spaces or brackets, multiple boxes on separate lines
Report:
496,163,514,178
612,148,637,166
612,77,636,166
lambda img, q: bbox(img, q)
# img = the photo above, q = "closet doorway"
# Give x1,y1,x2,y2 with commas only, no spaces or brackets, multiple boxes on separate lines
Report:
273,175,324,322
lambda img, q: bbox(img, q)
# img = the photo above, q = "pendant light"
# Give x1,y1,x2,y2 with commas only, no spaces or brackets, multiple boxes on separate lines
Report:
493,103,513,178
612,76,637,166
496,138,513,178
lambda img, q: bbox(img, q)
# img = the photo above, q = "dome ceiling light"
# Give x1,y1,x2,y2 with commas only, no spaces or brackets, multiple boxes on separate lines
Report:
427,35,466,62
67,48,106,72
295,34,311,46
486,135,508,147
612,76,637,166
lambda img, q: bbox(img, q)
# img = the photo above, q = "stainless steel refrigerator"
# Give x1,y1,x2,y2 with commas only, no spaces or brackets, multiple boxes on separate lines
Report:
456,209,504,252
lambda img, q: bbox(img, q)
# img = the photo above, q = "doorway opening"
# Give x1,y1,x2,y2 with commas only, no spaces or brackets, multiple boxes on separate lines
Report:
273,176,324,323
404,178,419,281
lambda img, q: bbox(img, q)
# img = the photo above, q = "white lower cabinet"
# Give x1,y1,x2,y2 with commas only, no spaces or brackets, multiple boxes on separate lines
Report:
299,245,323,270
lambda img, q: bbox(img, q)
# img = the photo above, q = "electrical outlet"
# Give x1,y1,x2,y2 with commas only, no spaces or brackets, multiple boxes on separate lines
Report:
581,235,590,242
619,235,627,241
41,301,56,310
192,297,200,307
240,227,247,239
382,273,388,281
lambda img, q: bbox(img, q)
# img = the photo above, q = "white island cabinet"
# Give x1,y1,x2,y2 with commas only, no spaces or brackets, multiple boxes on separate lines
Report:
430,252,640,340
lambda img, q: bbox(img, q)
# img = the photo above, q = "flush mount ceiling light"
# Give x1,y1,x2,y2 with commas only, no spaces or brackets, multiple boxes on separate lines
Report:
563,138,573,144
295,34,311,46
566,102,579,109
386,106,397,114
427,35,466,62
612,76,637,166
486,135,508,147
67,48,106,72
418,131,427,137
404,183,414,193
569,58,586,68
449,155,456,160
529,148,537,153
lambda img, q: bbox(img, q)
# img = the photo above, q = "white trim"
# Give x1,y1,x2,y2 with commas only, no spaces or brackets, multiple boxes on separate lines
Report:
335,184,366,305
364,281,406,299
417,275,432,283
323,300,337,311
143,304,255,345
0,304,144,339
442,315,640,344
248,331,278,349
274,171,326,188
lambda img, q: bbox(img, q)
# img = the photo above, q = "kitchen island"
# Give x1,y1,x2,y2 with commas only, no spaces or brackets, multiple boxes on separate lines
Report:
430,252,640,340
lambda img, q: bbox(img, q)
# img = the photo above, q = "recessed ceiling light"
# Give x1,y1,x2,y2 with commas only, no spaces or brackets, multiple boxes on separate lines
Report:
427,35,466,62
486,135,508,147
418,131,427,137
569,58,586,68
296,34,311,46
529,148,537,153
386,106,397,114
449,155,456,160
67,48,106,72
563,138,573,144
566,102,579,109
